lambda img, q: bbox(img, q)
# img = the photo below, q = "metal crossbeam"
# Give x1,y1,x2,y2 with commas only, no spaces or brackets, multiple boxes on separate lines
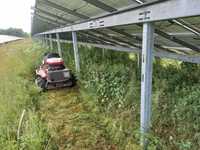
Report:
36,0,200,52
132,0,145,4
79,33,108,45
154,28,200,52
82,31,122,46
35,12,66,25
34,7,73,23
35,10,124,47
170,19,200,36
110,28,188,54
39,0,89,19
132,0,200,36
82,0,117,12
38,0,200,35
35,7,199,53
35,16,58,26
136,24,200,52
93,30,140,48
34,13,61,26
47,38,200,64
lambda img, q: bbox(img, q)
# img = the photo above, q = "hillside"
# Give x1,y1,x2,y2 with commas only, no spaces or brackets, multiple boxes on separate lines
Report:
0,39,199,150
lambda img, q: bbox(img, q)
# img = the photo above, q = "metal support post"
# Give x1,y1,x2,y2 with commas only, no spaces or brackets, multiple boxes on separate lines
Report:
49,34,53,50
43,36,46,47
56,33,62,57
140,22,154,149
41,36,44,46
45,34,48,47
72,31,80,72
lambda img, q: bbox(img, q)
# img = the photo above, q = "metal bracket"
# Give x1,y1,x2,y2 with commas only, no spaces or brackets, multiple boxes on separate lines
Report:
139,11,151,21
89,19,105,28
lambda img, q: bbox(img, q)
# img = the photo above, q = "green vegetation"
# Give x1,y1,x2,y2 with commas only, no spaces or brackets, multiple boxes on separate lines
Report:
0,28,29,37
0,39,199,150
0,40,54,149
59,42,200,149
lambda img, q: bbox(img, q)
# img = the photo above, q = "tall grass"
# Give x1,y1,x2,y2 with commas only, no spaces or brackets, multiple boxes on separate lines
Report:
57,41,200,149
2,38,199,149
0,39,54,150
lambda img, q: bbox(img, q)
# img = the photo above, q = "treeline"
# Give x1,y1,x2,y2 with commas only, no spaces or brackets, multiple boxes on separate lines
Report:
0,28,29,37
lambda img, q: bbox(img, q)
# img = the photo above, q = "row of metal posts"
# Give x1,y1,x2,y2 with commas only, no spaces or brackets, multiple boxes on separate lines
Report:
41,22,154,150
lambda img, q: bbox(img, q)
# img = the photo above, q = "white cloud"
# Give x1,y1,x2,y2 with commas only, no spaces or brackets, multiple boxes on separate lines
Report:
0,0,35,33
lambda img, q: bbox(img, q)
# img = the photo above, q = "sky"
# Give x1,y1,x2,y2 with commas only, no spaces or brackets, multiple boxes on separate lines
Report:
0,0,35,33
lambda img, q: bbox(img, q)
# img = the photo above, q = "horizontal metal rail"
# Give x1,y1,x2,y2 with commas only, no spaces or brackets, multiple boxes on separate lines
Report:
36,0,200,35
46,38,200,64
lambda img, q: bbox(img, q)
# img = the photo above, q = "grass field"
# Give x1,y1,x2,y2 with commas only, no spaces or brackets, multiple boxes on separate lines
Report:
0,39,141,149
0,39,199,150
0,39,59,150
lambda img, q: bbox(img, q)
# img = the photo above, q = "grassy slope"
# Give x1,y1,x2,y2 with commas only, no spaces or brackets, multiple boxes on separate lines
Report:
0,40,141,149
1,39,199,150
39,88,141,150
0,39,52,150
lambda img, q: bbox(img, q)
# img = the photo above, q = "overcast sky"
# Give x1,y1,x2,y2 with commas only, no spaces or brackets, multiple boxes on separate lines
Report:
0,0,35,33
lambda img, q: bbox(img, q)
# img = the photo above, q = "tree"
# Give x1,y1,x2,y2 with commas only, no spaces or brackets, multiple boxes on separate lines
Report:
0,28,29,37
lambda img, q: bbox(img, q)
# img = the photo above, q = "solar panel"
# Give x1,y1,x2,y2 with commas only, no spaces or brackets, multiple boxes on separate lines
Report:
32,0,200,57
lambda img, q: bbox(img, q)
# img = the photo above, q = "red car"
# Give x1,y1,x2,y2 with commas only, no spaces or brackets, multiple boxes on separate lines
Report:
35,52,76,90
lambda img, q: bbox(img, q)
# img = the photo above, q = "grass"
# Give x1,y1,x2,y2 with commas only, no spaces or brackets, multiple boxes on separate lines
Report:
0,39,199,150
0,39,141,149
0,39,52,150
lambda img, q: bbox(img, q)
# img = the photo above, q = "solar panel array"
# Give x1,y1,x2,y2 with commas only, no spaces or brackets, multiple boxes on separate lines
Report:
32,0,200,58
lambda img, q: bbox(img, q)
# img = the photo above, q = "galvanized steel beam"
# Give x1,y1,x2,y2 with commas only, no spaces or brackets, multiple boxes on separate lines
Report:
35,15,60,26
47,38,200,64
140,22,154,149
38,0,200,35
49,34,53,50
170,19,200,36
35,0,200,52
82,0,117,12
110,28,180,54
34,13,65,26
45,34,48,47
56,33,62,57
72,31,80,72
154,28,200,52
38,0,89,19
34,7,73,23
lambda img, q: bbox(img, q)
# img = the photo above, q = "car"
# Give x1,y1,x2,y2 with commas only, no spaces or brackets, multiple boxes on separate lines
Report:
35,52,76,91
